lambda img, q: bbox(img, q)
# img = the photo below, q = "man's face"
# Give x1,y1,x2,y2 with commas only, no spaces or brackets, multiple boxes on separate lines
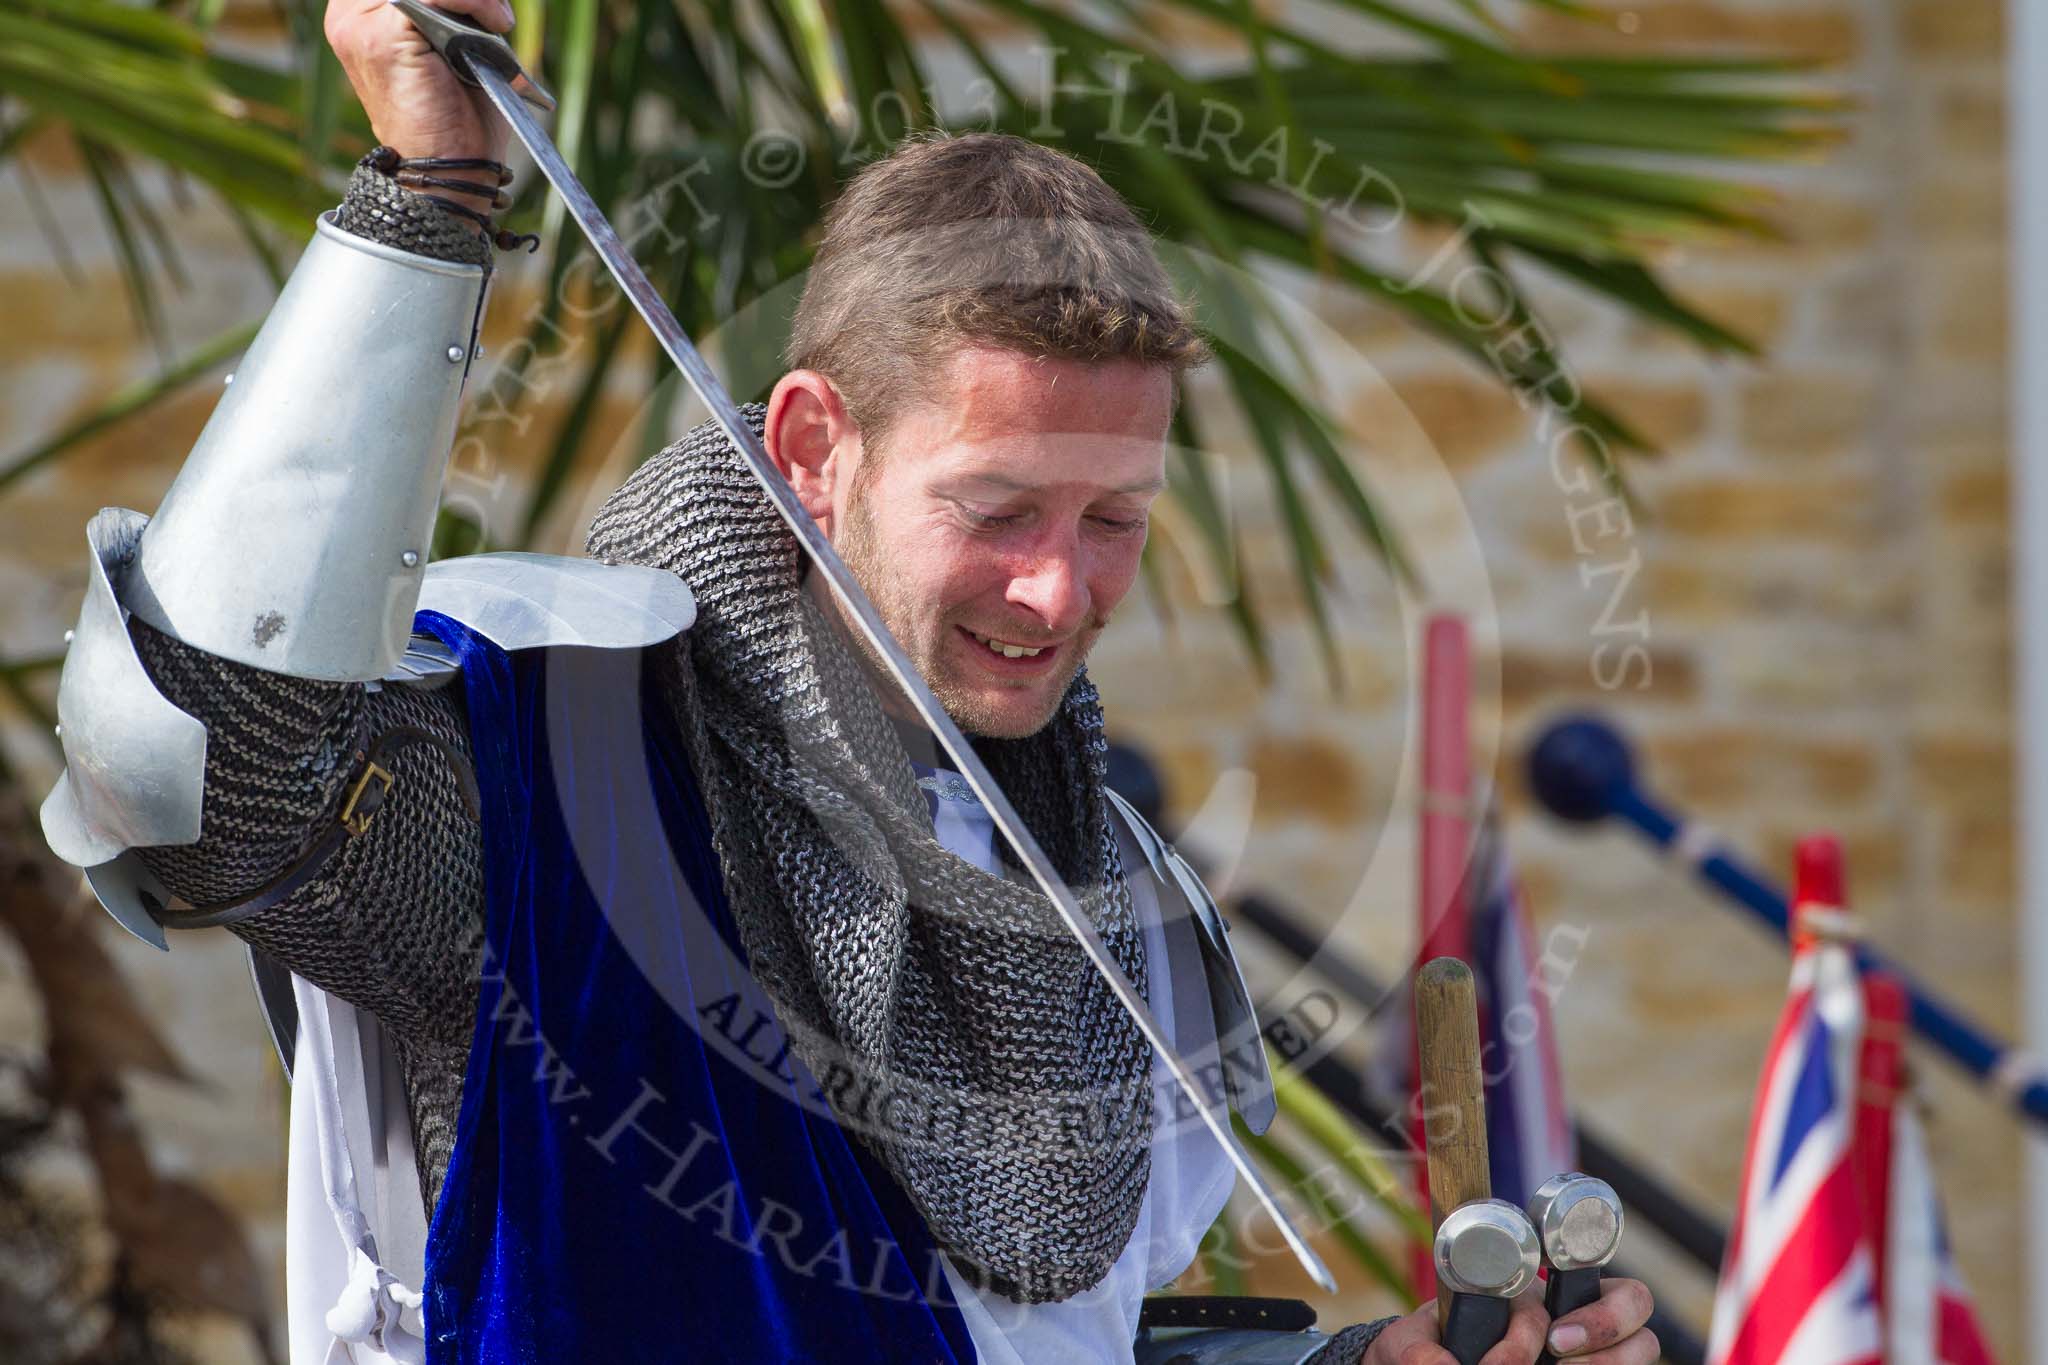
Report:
827,347,1172,739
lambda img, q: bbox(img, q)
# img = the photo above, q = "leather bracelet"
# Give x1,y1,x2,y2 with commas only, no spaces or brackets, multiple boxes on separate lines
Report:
395,169,512,209
365,146,539,253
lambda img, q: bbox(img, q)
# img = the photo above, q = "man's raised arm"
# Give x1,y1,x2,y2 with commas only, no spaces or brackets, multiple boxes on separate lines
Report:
37,0,524,1055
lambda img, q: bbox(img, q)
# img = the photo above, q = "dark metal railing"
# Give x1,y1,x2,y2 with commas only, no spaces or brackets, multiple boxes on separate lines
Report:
1527,714,2048,1130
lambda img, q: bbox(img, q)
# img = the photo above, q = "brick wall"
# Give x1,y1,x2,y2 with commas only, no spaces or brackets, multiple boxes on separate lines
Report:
0,0,2021,1357
1095,0,2021,1348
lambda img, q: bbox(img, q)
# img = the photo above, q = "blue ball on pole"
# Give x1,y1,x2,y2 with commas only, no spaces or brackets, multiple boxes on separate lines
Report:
1526,715,1636,825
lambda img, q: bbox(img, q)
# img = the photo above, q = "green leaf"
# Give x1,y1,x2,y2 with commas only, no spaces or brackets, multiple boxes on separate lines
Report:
1216,343,1342,684
1169,400,1270,675
0,319,257,495
538,0,602,248
1191,1203,1250,1296
1242,1127,1416,1301
76,135,168,354
519,308,633,545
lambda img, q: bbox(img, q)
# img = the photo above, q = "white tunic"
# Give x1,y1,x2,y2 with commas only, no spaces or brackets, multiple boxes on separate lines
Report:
281,764,1235,1364
916,765,1237,1364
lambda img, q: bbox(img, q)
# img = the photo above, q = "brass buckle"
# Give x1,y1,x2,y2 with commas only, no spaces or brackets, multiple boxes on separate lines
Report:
340,758,394,837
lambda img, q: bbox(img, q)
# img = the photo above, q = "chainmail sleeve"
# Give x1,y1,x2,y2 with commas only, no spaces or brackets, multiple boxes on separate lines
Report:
128,620,485,1203
126,620,485,1045
1304,1317,1395,1363
123,160,497,1201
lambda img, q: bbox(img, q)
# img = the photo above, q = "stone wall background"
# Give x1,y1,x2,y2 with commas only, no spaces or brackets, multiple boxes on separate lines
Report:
0,0,2022,1358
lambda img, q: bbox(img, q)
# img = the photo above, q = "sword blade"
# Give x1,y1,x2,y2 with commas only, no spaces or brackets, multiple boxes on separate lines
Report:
452,49,1332,1293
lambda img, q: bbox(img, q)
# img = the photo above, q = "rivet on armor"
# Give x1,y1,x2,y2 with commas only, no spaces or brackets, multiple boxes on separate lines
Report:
53,724,62,738
446,345,465,363
63,629,75,645
473,343,486,360
224,373,235,386
401,550,421,569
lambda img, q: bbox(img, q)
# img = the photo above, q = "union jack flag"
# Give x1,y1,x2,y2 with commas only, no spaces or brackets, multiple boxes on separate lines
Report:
1707,837,1883,1365
1861,972,1998,1365
1468,813,1576,1210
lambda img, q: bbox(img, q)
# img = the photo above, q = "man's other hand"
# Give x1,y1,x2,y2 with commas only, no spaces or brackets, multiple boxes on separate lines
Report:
1361,1278,1658,1365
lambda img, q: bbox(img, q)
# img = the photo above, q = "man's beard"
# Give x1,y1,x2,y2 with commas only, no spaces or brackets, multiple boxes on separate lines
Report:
834,477,1088,740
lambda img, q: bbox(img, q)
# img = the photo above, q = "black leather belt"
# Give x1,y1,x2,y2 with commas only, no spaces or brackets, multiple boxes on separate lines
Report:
146,723,479,931
1138,1296,1319,1333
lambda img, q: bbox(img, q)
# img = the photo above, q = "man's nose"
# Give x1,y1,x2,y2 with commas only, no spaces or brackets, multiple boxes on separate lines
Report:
1005,545,1091,635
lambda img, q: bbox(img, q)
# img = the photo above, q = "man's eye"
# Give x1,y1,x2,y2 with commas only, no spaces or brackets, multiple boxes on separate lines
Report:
959,506,1021,529
1091,514,1146,535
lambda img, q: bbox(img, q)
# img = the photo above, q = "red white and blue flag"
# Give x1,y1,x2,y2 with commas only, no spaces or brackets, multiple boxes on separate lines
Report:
1861,972,1998,1365
1468,813,1576,1209
1707,837,1883,1365
1883,1101,1997,1365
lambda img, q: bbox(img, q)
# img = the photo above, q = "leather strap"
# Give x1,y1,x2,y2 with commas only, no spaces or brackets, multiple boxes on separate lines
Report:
147,724,480,932
364,145,539,254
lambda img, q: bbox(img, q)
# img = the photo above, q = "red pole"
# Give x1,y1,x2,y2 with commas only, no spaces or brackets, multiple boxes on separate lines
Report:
1798,834,1902,1336
1857,970,1908,1328
1790,832,1846,952
1410,612,1472,1298
1419,614,1473,964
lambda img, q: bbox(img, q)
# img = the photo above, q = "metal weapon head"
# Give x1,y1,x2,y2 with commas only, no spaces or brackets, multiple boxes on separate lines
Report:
1433,1199,1542,1298
1527,1172,1624,1272
388,0,557,111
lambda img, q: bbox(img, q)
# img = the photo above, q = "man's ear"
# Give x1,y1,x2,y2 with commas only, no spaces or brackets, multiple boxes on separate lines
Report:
765,370,859,532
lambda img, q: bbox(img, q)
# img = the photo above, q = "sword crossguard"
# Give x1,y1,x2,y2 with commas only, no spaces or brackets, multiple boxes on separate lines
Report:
388,0,557,112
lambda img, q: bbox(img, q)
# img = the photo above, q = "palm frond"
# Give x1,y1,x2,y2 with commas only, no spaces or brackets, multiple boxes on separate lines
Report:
0,320,256,495
0,0,1840,665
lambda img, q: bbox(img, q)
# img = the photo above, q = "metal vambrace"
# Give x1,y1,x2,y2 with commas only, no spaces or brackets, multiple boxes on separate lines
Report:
39,214,489,927
129,213,489,680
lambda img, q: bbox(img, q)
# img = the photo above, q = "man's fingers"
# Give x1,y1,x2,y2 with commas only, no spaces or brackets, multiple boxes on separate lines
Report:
391,0,516,34
1559,1330,1660,1365
1365,1304,1457,1365
1478,1290,1549,1365
1548,1278,1653,1356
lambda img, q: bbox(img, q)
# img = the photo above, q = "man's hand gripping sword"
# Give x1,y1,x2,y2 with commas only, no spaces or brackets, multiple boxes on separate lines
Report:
388,0,1337,1295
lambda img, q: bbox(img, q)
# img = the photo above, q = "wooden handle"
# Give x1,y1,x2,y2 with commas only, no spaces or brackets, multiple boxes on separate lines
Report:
1415,956,1490,1326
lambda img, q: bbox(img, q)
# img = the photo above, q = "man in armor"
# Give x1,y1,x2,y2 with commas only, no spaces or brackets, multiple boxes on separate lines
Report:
37,1,1661,1361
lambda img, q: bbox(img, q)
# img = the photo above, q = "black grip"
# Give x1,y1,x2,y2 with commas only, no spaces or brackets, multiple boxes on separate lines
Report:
1537,1268,1603,1365
1443,1292,1513,1365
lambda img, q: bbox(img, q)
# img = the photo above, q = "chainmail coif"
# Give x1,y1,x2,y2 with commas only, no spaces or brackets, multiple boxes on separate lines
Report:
585,404,1155,1303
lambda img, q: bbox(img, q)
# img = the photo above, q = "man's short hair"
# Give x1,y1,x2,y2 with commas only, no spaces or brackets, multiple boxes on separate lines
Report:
784,131,1210,445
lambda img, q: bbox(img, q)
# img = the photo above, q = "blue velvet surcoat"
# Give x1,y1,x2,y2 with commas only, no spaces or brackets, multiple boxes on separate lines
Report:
413,611,975,1363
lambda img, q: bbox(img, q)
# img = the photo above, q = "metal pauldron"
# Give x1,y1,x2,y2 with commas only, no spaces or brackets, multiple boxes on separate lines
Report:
39,539,698,951
40,508,207,881
124,212,491,682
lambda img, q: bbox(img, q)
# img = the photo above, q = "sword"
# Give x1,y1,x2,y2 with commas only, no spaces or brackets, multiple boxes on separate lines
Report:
388,0,1336,1294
